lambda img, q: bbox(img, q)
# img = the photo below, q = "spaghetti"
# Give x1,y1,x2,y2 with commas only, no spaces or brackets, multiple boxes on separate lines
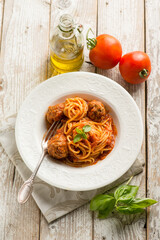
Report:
46,97,116,167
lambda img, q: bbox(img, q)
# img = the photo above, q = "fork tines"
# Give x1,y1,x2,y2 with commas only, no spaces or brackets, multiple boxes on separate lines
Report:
44,120,62,142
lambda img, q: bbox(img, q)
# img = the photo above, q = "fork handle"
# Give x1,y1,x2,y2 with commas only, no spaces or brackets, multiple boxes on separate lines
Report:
30,150,47,180
17,150,46,204
17,178,34,204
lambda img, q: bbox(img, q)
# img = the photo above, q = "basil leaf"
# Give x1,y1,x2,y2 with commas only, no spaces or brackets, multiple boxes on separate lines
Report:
117,206,144,214
83,125,91,133
107,192,114,197
116,198,157,214
76,128,83,134
73,134,82,143
81,132,87,139
128,198,157,208
90,194,115,211
98,199,115,219
118,197,134,204
114,185,139,203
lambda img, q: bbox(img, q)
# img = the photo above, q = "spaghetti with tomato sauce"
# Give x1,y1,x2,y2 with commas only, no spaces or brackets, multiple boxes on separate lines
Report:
46,97,117,167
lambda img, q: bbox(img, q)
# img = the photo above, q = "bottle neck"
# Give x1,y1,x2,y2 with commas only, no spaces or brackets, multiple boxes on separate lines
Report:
58,14,74,38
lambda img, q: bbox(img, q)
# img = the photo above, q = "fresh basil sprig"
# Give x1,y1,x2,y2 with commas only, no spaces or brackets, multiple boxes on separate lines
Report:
90,177,157,219
73,125,91,143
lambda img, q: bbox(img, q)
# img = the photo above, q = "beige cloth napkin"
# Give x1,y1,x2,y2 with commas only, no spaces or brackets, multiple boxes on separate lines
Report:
0,115,144,223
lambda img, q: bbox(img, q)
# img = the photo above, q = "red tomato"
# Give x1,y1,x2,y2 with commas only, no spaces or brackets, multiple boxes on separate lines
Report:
119,51,151,84
88,34,122,69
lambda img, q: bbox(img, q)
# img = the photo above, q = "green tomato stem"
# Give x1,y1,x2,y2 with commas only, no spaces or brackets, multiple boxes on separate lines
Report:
139,69,149,79
86,28,97,50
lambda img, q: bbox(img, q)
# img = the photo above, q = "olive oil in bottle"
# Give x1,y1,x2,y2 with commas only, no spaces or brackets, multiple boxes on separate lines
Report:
50,14,84,75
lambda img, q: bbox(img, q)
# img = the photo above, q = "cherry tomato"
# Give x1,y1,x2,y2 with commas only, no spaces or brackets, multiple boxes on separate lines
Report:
87,31,122,69
119,51,151,84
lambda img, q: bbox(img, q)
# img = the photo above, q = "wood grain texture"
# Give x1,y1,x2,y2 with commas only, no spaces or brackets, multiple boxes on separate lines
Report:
0,149,40,240
93,0,146,239
0,0,50,239
0,0,5,108
40,204,93,240
145,0,160,239
40,0,97,239
0,0,4,44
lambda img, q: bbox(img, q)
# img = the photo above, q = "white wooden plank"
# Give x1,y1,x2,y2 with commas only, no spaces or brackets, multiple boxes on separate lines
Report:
0,0,50,239
94,0,146,239
40,204,93,240
40,0,97,239
0,149,40,239
0,0,4,43
0,0,5,93
145,0,160,239
0,0,50,117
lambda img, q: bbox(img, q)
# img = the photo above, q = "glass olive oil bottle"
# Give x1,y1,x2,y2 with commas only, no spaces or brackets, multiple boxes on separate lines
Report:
50,14,84,75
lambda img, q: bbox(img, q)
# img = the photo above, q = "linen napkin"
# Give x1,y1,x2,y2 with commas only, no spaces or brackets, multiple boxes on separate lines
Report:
0,114,144,223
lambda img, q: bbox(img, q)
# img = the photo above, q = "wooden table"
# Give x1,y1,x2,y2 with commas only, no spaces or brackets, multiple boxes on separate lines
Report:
0,0,159,239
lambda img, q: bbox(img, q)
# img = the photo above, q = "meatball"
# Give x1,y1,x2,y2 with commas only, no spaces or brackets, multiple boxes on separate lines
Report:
46,103,64,123
47,133,68,159
88,100,106,122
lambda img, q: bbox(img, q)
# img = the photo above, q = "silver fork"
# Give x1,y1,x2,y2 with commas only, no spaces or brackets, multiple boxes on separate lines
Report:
17,120,62,204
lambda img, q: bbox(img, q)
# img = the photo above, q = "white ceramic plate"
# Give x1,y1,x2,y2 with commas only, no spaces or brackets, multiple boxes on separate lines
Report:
15,72,143,191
